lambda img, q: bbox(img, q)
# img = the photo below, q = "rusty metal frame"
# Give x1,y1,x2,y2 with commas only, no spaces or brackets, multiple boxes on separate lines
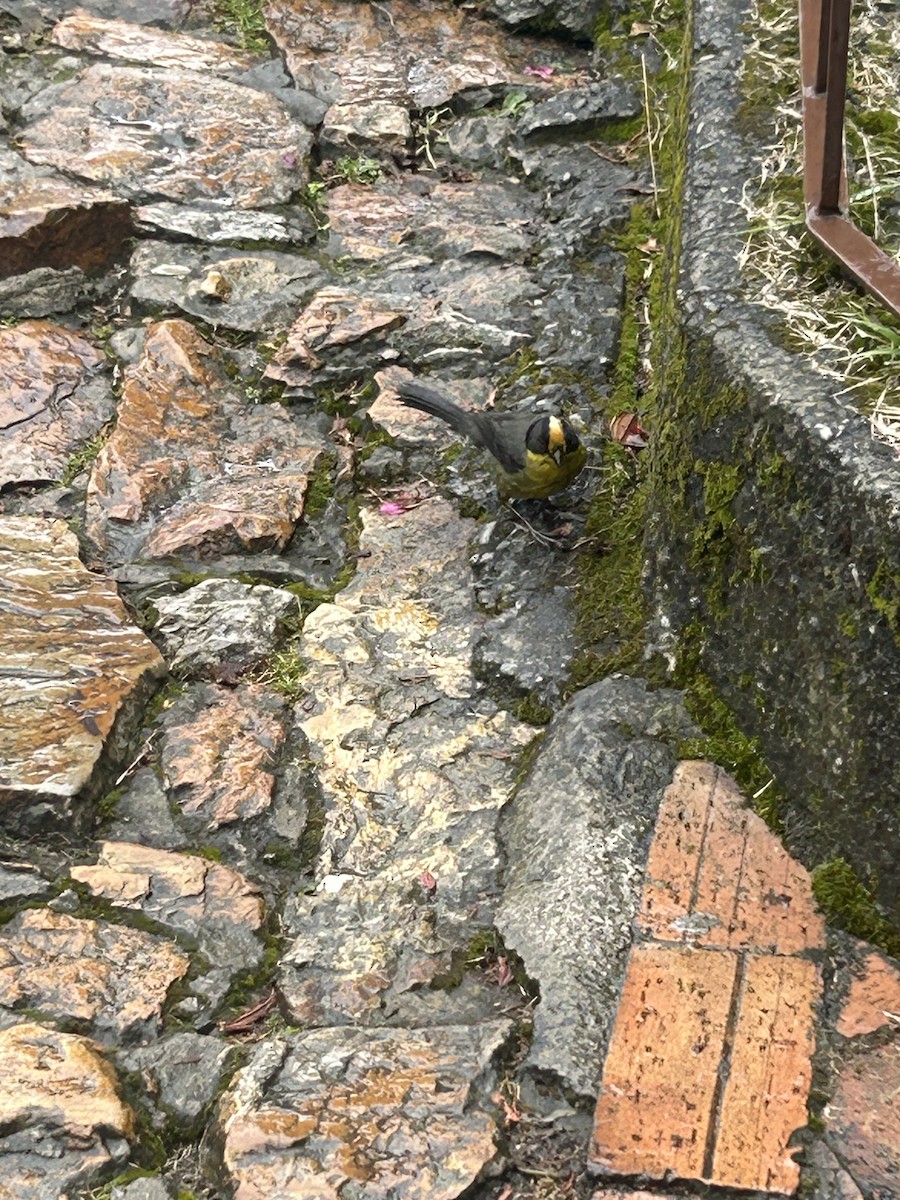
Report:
799,0,900,319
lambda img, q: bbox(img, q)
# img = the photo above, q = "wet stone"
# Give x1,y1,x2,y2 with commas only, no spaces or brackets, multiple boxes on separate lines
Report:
0,1021,134,1200
118,1031,238,1131
71,841,265,1014
279,498,533,1027
319,99,411,158
496,676,696,1098
834,946,900,1039
0,861,50,903
517,79,641,140
20,63,312,207
129,240,329,332
265,0,542,110
153,578,298,674
133,200,316,247
50,11,259,74
0,516,165,826
159,682,288,832
211,1022,510,1199
485,0,603,39
0,264,91,318
326,178,539,265
84,319,329,576
0,320,113,491
0,909,190,1042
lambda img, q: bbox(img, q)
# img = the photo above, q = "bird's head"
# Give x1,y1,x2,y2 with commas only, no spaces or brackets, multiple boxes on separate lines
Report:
525,415,581,467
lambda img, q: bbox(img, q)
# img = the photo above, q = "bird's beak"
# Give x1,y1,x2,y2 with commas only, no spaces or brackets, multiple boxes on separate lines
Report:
551,447,564,467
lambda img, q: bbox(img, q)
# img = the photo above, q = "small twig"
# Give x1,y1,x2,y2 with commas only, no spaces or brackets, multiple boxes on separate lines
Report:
641,52,659,219
503,501,561,548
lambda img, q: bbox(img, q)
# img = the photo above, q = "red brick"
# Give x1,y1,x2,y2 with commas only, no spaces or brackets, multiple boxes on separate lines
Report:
836,949,900,1038
712,954,819,1194
639,762,825,954
590,944,737,1182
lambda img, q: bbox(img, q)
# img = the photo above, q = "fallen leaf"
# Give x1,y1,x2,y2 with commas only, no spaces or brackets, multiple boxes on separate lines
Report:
524,64,555,79
219,989,278,1035
419,868,437,892
609,411,649,450
380,500,408,516
637,236,660,254
496,956,514,987
630,21,654,34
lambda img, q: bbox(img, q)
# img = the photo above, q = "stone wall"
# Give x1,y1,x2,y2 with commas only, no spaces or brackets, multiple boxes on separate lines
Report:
644,0,900,920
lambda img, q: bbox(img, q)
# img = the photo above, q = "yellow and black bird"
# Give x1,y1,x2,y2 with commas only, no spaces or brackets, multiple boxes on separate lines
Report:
396,379,587,501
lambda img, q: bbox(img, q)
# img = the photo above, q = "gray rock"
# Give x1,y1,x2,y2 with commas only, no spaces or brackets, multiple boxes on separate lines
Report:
118,1032,238,1132
484,0,606,39
129,240,328,333
105,767,187,851
209,1023,511,1197
518,79,641,140
112,1179,173,1200
233,59,329,127
444,115,516,169
0,862,51,902
319,99,412,159
0,266,89,317
133,201,317,248
153,578,299,674
496,675,697,1098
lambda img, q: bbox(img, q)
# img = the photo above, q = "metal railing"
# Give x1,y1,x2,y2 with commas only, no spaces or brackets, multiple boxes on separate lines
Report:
799,0,900,318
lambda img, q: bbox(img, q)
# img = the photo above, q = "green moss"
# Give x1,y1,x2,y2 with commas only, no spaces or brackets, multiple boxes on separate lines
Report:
297,790,326,873
811,857,900,958
333,155,383,185
838,610,860,639
514,693,553,726
303,453,337,520
865,560,900,644
675,668,785,830
212,0,268,51
60,429,109,485
260,645,308,704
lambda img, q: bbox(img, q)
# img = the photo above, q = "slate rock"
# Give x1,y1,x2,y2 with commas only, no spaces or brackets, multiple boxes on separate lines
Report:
133,200,316,247
153,578,298,674
0,264,90,317
84,319,329,575
496,675,697,1098
104,767,186,851
129,240,328,332
265,0,537,109
0,1022,134,1199
0,909,190,1042
118,1031,238,1131
159,682,288,832
111,1179,173,1200
319,99,412,159
279,499,532,1027
484,0,606,39
517,79,641,140
20,63,312,207
49,11,259,74
0,173,132,279
0,516,165,828
211,1023,511,1198
0,321,113,491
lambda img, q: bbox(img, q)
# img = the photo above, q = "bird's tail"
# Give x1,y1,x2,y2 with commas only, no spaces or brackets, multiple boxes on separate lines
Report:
395,380,482,442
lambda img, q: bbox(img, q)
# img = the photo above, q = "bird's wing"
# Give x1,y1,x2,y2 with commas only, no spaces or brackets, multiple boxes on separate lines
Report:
471,412,533,474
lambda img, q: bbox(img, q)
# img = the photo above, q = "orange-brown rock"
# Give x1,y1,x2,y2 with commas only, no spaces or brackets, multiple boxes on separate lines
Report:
84,319,326,565
20,64,311,208
836,948,900,1038
638,761,826,954
161,683,287,830
0,516,165,816
0,321,113,489
72,840,265,937
0,909,189,1040
51,10,258,73
265,287,407,387
0,1022,135,1197
264,0,541,109
0,173,132,279
214,1022,509,1199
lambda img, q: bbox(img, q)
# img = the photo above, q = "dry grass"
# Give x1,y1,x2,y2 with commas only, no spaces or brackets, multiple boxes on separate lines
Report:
738,0,900,450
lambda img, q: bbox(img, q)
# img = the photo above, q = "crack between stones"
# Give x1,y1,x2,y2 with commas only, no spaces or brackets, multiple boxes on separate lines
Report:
703,946,746,1181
